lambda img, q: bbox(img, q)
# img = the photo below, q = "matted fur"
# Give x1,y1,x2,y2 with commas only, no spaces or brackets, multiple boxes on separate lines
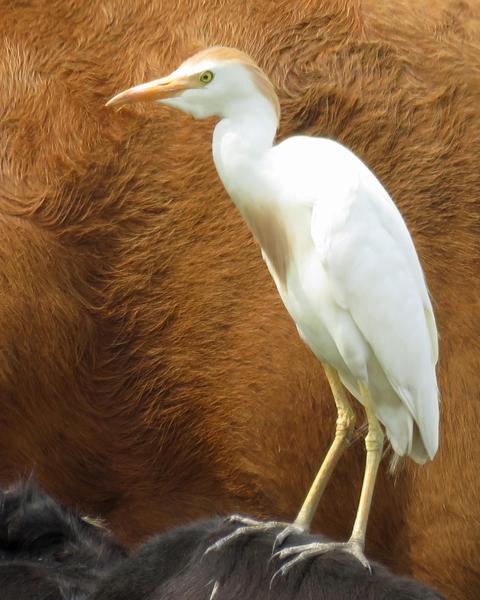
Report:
0,1,479,599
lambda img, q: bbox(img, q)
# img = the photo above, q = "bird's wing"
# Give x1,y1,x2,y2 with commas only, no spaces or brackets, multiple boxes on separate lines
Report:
363,175,439,365
310,157,438,455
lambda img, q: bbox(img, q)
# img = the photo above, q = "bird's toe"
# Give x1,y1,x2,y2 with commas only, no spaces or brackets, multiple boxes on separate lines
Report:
273,540,372,576
224,514,263,527
273,523,307,552
205,518,287,555
345,540,371,572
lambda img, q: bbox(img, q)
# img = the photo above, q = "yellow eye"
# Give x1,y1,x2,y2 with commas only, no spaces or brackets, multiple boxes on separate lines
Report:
199,70,214,84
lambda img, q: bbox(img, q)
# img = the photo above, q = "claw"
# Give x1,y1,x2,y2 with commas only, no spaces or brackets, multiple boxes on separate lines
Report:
272,540,372,580
208,580,220,599
347,542,371,572
205,525,254,554
224,514,262,527
205,516,288,555
269,565,283,589
272,523,307,553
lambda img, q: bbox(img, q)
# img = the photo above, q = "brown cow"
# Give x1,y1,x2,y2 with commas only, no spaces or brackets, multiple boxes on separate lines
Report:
0,1,479,598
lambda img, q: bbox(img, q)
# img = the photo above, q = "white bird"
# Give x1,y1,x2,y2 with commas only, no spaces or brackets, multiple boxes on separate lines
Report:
106,47,439,571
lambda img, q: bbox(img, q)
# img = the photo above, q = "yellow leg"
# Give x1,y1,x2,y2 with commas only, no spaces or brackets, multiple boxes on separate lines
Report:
348,381,384,547
274,380,385,573
207,364,356,557
292,363,356,530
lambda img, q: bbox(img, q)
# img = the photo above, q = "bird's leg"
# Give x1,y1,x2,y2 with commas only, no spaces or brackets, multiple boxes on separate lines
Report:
274,381,384,574
347,382,384,553
206,365,355,555
274,364,356,547
294,364,356,527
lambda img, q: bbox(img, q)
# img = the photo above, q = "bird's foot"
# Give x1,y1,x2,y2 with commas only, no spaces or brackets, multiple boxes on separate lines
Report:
205,515,290,554
272,522,308,552
273,539,371,579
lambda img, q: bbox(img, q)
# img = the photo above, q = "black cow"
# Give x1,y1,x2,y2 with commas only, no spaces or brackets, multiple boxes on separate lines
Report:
93,518,446,600
0,482,446,599
0,480,126,599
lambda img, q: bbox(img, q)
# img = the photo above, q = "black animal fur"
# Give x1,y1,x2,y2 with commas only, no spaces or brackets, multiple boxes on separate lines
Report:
0,480,126,599
93,518,446,600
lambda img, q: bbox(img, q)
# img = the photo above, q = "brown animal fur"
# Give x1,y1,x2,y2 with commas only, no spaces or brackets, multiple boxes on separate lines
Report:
0,1,479,598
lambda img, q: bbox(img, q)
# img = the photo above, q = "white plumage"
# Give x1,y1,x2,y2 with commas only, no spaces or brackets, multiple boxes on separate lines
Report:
107,46,439,570
216,127,439,465
286,136,439,462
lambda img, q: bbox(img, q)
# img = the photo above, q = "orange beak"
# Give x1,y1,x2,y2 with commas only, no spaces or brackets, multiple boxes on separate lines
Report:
105,74,193,108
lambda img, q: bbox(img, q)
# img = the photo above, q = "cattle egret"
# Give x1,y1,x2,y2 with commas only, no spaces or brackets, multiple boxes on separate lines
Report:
106,47,439,571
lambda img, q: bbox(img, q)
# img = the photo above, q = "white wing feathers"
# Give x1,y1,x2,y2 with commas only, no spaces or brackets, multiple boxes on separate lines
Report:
363,171,439,365
310,161,439,459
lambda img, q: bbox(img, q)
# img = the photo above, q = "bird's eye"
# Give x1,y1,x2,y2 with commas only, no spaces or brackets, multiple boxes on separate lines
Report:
199,70,214,84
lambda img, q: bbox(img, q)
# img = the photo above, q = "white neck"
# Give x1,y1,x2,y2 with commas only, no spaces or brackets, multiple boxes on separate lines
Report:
212,95,278,205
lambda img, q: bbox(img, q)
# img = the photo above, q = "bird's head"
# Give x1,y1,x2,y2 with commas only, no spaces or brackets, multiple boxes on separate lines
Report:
106,46,280,125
